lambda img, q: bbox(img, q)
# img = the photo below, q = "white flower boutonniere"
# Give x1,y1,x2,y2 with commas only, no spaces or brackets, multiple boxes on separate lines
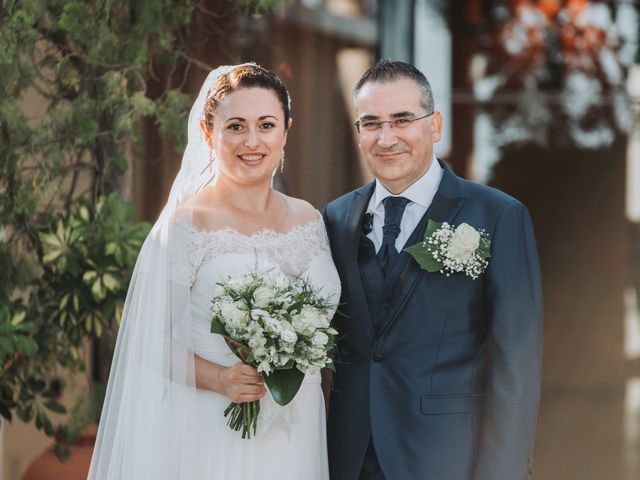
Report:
404,220,491,279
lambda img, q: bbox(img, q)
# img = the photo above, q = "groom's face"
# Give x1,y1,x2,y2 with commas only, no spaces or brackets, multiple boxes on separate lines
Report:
354,77,442,194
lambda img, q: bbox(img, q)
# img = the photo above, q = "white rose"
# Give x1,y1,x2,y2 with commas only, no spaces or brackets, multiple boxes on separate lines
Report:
447,223,480,263
280,321,298,344
311,331,329,346
290,314,308,335
248,335,267,349
292,305,324,335
253,345,268,359
309,346,325,358
280,341,295,354
246,323,264,337
253,285,276,308
317,314,330,329
219,299,247,328
251,308,268,319
261,315,282,334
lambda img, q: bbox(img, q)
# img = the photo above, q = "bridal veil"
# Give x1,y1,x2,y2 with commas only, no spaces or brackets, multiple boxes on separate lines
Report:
88,64,250,479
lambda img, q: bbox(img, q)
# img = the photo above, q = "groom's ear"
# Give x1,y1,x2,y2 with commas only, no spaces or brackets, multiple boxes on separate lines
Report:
430,112,442,143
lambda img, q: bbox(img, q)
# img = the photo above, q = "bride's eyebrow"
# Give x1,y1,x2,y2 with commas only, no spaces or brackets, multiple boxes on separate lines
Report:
225,115,279,122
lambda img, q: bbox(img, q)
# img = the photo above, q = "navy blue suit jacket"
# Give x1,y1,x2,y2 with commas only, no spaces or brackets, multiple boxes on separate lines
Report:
323,162,543,480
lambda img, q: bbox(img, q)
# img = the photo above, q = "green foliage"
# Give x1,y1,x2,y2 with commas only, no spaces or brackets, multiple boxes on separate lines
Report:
0,0,190,448
37,194,150,342
0,0,290,453
0,195,149,445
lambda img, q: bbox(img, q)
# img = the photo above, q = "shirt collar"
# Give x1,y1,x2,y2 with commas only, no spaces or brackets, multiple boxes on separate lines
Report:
372,155,442,209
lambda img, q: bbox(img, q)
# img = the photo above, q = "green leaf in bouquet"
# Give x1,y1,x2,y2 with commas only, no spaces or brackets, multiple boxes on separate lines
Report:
264,368,305,406
210,318,228,336
280,358,294,369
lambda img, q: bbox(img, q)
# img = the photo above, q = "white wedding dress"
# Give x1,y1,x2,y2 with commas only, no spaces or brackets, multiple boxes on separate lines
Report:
88,65,340,480
171,215,340,479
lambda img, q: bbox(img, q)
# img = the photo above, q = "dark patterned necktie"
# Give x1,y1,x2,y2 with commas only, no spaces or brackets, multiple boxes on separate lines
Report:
377,196,410,276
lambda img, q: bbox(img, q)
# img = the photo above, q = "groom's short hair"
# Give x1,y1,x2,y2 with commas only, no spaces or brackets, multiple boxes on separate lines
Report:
353,60,434,114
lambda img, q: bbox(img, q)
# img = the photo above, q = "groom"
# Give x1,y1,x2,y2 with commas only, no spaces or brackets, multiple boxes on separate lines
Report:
323,60,543,480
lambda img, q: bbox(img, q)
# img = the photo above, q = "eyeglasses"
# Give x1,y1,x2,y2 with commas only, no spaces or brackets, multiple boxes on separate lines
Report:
354,112,434,133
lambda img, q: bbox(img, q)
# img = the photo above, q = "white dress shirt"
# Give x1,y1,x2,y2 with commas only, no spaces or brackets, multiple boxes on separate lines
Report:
366,155,443,253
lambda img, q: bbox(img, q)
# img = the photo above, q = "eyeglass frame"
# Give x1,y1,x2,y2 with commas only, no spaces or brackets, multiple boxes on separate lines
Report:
354,111,434,133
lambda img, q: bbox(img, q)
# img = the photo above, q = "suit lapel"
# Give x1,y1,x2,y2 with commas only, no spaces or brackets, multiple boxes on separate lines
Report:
345,182,375,341
378,165,466,338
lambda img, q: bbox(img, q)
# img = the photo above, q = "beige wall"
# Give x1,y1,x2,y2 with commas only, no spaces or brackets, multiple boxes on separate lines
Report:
2,419,52,480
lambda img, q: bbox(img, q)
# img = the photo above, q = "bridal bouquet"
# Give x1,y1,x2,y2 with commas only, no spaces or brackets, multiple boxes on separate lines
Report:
210,270,337,438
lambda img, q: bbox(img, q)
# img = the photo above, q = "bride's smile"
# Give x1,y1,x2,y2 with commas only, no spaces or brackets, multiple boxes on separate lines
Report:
238,153,266,164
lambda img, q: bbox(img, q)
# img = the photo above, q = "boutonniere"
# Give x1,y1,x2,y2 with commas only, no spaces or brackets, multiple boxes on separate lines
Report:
404,220,491,279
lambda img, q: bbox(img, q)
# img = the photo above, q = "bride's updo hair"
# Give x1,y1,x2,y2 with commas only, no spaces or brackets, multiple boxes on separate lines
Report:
203,63,291,131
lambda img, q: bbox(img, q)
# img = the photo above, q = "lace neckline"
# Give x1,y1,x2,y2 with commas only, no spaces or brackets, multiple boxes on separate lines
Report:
171,215,332,285
176,215,323,240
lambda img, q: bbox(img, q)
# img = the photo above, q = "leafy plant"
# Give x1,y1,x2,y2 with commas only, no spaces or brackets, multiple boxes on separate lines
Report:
0,0,290,456
0,195,150,443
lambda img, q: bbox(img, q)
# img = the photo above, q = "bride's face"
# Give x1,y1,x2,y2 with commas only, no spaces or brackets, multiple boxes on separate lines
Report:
207,87,291,186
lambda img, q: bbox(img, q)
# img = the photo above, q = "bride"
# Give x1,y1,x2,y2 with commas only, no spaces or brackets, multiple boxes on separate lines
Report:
88,63,340,479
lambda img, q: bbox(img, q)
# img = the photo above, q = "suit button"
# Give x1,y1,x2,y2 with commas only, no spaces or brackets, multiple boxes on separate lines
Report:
372,353,384,362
